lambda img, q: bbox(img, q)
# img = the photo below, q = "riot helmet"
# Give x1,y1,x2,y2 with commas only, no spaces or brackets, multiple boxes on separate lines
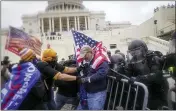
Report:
127,40,148,64
115,50,120,54
116,52,125,60
111,54,125,73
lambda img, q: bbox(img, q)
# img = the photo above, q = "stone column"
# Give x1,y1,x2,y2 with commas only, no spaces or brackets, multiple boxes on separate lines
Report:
63,3,64,11
60,17,62,32
85,16,87,30
67,17,70,31
74,16,77,30
77,16,80,30
41,18,44,33
88,16,90,30
49,18,52,32
52,17,54,32
38,18,41,33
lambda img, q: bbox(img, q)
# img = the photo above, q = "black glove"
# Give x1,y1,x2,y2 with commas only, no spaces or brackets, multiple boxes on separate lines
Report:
128,77,137,84
115,75,123,82
76,76,90,84
133,71,162,84
76,64,85,73
76,63,88,73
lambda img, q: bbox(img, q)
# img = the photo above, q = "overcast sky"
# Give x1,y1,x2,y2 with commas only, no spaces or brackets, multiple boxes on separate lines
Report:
1,1,175,28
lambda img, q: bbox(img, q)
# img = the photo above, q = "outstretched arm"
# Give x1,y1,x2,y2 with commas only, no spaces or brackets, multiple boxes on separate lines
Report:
36,62,78,81
53,72,77,81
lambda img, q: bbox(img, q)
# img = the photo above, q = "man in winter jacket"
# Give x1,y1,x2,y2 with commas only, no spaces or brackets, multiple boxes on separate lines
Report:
76,45,109,110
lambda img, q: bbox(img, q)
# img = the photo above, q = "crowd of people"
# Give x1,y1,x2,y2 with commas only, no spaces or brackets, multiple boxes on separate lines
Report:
1,31,176,110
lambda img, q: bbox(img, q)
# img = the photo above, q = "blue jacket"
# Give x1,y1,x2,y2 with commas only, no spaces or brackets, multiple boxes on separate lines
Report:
83,61,109,93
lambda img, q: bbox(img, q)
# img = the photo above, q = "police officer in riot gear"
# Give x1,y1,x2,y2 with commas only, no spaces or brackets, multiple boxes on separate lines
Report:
162,31,176,109
126,39,168,110
111,54,126,74
104,54,127,110
115,50,125,60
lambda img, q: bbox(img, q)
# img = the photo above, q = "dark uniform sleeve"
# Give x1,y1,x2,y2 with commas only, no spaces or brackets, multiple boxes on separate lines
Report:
55,63,65,72
125,63,134,77
36,61,58,79
136,55,163,85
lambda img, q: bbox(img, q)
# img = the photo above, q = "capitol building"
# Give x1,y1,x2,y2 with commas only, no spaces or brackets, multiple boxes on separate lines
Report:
1,0,175,63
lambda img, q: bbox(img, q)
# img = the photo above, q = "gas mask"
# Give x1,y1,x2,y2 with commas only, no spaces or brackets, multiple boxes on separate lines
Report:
127,47,146,64
113,62,125,74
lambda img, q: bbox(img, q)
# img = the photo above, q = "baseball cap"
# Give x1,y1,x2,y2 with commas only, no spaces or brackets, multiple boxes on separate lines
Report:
80,45,92,58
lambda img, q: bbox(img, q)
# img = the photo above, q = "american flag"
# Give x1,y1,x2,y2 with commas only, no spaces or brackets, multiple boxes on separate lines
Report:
72,30,110,69
5,26,42,56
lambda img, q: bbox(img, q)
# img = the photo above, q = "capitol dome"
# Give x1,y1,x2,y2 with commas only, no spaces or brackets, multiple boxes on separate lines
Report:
46,0,85,11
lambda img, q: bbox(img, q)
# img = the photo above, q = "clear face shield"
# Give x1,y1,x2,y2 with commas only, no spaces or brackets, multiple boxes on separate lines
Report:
168,39,176,54
127,47,145,64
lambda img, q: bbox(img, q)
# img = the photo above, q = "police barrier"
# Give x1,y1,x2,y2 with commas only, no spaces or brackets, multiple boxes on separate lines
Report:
105,75,149,110
167,86,176,110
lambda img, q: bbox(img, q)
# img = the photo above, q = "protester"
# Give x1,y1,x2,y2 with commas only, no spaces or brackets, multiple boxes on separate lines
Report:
1,56,11,88
36,48,83,110
76,45,109,110
54,58,79,110
1,48,47,110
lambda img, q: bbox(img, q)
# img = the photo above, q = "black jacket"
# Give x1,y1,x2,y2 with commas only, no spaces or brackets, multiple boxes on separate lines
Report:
18,77,47,110
125,51,169,109
18,62,47,110
55,60,78,97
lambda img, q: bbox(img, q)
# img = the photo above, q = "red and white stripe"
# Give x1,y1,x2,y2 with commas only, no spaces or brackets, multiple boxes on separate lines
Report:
5,32,42,56
75,42,110,69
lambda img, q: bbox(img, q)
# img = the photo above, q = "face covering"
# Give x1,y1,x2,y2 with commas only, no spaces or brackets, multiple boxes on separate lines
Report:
48,60,57,68
113,63,125,74
127,48,145,64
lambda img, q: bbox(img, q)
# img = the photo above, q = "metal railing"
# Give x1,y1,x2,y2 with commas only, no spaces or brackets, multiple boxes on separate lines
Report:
105,75,149,110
